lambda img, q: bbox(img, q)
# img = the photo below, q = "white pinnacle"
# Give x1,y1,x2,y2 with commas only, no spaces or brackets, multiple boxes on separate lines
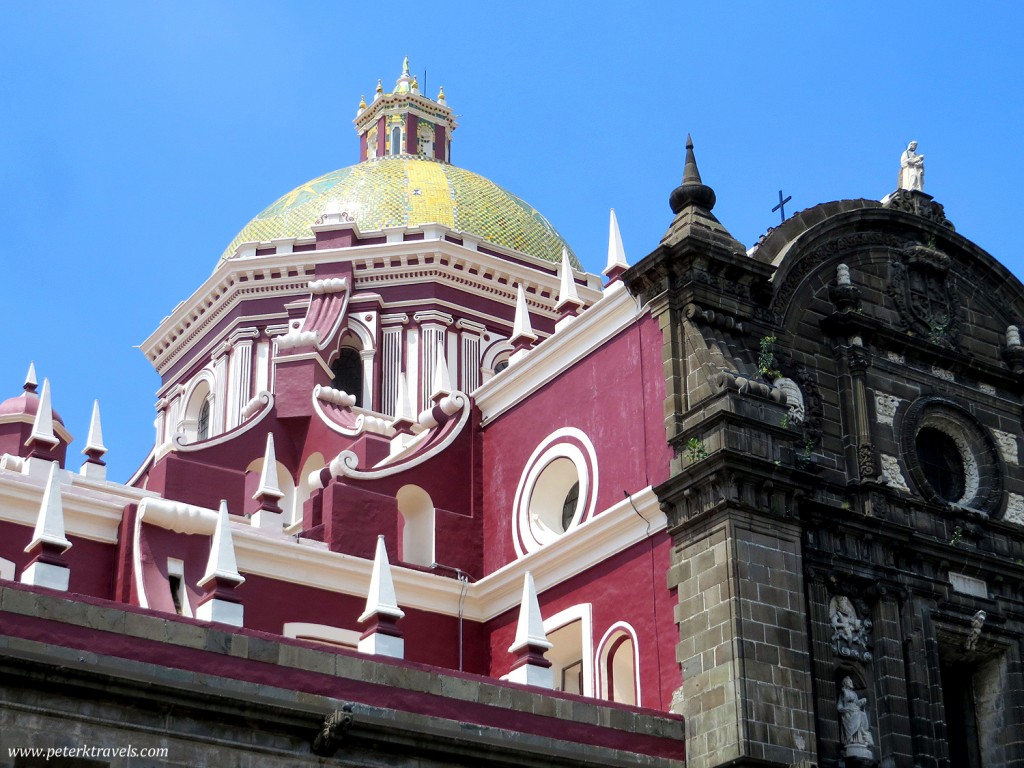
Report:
254,433,284,499
199,500,244,587
27,378,59,447
83,400,106,457
359,534,405,622
604,208,629,275
511,284,537,342
25,462,72,553
432,345,452,399
394,372,415,425
24,361,37,391
556,247,581,310
508,572,552,654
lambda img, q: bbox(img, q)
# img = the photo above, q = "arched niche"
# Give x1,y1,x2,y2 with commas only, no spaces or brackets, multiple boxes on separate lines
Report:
397,484,435,567
294,453,327,528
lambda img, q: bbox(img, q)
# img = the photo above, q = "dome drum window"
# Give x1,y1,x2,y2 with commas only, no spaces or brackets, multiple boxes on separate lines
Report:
900,398,1003,515
513,428,599,557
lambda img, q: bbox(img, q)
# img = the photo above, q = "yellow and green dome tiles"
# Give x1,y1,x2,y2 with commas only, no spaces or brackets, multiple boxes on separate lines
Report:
220,157,578,268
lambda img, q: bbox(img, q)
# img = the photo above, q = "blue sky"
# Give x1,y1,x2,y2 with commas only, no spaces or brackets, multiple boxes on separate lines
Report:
2,3,1022,480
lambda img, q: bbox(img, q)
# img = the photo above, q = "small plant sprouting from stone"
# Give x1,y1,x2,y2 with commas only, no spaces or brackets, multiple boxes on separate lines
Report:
780,413,790,429
950,525,964,547
686,437,709,464
758,336,781,381
799,440,814,460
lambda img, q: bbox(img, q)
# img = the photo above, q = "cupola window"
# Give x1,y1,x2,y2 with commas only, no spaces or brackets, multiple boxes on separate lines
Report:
390,126,402,156
331,348,363,408
197,400,210,441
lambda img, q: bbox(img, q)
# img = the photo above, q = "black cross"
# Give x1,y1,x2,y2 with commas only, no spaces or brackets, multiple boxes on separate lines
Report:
772,189,792,223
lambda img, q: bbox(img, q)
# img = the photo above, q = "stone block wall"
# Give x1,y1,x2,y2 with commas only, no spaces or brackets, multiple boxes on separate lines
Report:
668,509,815,768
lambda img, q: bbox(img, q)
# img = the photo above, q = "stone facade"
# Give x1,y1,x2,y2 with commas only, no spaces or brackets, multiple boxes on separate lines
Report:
626,148,1024,767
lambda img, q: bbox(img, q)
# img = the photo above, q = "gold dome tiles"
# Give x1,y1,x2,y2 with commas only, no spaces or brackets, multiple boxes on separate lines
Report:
220,158,578,268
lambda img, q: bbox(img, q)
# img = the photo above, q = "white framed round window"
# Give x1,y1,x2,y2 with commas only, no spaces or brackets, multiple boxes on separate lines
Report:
901,397,1002,514
513,428,599,556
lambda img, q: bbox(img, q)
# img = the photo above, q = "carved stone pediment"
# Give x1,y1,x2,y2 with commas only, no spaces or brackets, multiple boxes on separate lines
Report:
889,245,960,348
883,188,954,229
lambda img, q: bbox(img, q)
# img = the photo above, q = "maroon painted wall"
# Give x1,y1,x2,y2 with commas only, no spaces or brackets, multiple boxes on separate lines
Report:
485,537,681,710
480,315,671,573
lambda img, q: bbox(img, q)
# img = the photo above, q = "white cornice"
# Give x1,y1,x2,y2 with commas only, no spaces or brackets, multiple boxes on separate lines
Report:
0,467,157,544
0,463,663,622
143,239,601,377
235,486,664,622
473,284,641,425
142,266,317,375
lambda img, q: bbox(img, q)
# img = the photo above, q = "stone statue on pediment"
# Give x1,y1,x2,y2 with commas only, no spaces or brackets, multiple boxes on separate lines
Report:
898,141,925,191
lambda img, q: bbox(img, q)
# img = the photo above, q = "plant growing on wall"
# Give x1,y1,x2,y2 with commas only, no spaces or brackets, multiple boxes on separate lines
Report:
685,437,709,464
758,335,781,381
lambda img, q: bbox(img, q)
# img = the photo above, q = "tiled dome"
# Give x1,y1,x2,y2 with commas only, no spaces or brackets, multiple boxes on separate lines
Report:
220,157,578,268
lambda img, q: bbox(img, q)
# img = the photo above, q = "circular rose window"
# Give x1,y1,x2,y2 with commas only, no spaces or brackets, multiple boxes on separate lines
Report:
901,398,1002,514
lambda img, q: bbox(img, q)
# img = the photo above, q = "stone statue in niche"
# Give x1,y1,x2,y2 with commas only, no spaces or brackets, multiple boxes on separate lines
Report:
837,676,875,758
898,140,925,191
829,595,872,661
965,609,986,651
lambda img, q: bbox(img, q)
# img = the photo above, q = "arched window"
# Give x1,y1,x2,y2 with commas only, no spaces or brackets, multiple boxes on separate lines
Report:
331,348,363,408
390,126,402,156
197,399,211,441
597,624,641,706
181,375,215,443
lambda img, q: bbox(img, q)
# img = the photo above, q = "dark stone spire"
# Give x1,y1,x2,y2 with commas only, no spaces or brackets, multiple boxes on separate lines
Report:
669,135,717,214
658,134,742,252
